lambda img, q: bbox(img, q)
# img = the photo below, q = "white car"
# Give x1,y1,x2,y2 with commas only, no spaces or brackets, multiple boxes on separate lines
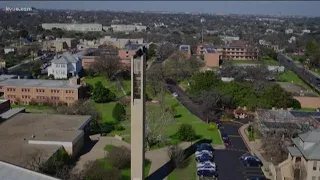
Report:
197,161,216,171
172,92,178,97
195,150,213,157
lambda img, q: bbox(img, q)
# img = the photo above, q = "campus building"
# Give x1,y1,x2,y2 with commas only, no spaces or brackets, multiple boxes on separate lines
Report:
0,77,84,105
222,41,259,61
42,23,103,32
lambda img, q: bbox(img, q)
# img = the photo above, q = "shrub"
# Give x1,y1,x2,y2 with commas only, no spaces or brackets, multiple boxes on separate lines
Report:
208,122,217,131
112,102,126,122
176,124,197,141
109,146,130,169
114,124,125,131
83,161,121,180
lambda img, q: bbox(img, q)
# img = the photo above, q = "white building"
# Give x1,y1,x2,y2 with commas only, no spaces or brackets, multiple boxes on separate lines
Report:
42,23,103,32
4,47,16,54
288,36,296,43
109,24,147,32
99,36,145,49
220,36,240,43
302,29,311,34
48,51,83,79
285,29,294,34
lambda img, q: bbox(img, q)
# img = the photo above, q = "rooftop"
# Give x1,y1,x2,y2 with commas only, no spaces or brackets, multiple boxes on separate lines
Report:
179,45,190,52
291,129,320,160
124,44,143,51
0,161,60,180
0,75,18,82
0,79,81,89
0,113,91,167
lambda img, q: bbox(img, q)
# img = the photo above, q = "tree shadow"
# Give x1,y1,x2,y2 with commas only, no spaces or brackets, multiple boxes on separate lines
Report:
145,139,212,180
174,114,182,118
78,139,99,156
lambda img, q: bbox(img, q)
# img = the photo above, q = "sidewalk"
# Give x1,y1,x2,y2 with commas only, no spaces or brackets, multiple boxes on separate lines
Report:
238,124,275,180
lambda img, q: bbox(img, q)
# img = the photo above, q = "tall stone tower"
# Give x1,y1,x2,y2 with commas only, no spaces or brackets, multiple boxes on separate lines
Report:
131,47,146,180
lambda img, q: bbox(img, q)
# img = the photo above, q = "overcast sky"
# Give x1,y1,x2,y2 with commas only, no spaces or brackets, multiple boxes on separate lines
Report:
1,1,320,17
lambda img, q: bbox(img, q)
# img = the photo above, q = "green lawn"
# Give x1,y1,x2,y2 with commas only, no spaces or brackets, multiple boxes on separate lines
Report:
104,144,115,152
84,75,131,97
97,158,151,180
94,102,118,122
261,56,280,66
167,155,197,180
277,70,310,89
231,56,279,66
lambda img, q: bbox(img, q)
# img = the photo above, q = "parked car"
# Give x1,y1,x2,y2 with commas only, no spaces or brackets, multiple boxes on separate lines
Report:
195,150,213,157
197,169,218,178
221,133,231,147
240,154,263,167
172,92,178,97
197,161,217,171
196,153,214,162
196,143,214,153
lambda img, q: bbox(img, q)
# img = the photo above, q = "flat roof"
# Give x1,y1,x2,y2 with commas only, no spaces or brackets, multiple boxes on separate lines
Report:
0,160,60,180
0,113,91,168
0,75,18,82
0,79,81,89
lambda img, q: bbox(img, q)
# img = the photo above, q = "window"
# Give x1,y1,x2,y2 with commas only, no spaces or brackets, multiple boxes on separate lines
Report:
314,161,317,170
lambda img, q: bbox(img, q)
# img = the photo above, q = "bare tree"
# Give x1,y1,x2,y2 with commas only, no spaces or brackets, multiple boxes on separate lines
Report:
145,106,174,148
93,45,121,80
26,149,46,171
158,43,175,60
147,63,165,97
109,146,131,169
167,145,187,169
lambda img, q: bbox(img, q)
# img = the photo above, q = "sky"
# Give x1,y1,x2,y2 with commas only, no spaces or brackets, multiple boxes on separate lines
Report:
1,1,320,17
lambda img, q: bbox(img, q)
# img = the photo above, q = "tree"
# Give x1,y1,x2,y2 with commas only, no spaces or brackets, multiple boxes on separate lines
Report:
83,161,121,180
93,46,121,80
145,106,174,148
167,145,187,169
176,124,197,142
148,43,158,60
92,81,114,103
305,40,319,57
112,102,126,122
147,63,165,97
189,71,221,94
18,29,29,38
158,43,175,60
30,61,42,78
109,146,131,169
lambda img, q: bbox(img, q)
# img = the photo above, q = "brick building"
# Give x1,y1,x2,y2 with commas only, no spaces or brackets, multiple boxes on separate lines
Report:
222,41,259,60
0,77,84,105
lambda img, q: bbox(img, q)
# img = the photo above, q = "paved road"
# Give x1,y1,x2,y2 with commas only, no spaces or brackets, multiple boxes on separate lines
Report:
165,81,266,180
277,53,320,92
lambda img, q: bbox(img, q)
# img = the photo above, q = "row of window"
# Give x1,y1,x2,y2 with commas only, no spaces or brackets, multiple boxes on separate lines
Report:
223,48,258,51
66,97,75,100
7,88,15,92
51,96,60,100
225,52,258,55
225,56,258,59
22,88,30,92
22,95,31,99
55,64,66,68
7,95,16,98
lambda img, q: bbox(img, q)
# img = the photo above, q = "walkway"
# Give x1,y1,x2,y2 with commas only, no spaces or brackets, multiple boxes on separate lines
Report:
238,124,275,180
74,135,130,171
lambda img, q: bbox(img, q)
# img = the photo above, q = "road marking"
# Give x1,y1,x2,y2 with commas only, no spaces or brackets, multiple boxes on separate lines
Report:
229,135,241,138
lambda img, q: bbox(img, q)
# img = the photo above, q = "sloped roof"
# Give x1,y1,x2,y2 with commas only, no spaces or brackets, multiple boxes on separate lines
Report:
292,129,320,160
51,52,79,64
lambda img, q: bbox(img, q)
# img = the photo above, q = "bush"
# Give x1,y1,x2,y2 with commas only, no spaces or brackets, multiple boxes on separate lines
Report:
114,124,125,131
112,102,126,122
83,161,121,180
92,81,115,103
208,122,217,131
109,146,130,169
176,124,197,141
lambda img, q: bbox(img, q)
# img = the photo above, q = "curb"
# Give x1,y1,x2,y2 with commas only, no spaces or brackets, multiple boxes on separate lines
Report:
238,124,252,154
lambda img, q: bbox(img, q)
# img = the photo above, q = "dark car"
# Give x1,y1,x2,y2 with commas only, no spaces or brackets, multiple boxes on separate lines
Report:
197,169,218,178
196,153,214,162
221,133,231,146
240,155,263,167
196,143,214,153
247,176,269,180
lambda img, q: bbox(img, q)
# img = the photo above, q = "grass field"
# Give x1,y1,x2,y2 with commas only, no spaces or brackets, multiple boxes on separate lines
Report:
97,158,151,180
167,155,197,180
277,70,310,89
231,56,279,66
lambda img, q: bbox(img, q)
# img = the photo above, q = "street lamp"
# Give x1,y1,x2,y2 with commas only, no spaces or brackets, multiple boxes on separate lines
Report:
200,18,206,45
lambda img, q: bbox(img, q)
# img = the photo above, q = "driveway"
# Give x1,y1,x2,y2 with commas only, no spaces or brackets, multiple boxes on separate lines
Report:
165,81,266,180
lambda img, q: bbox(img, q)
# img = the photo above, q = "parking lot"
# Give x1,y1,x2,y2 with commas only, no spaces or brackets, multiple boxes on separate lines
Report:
215,122,265,180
